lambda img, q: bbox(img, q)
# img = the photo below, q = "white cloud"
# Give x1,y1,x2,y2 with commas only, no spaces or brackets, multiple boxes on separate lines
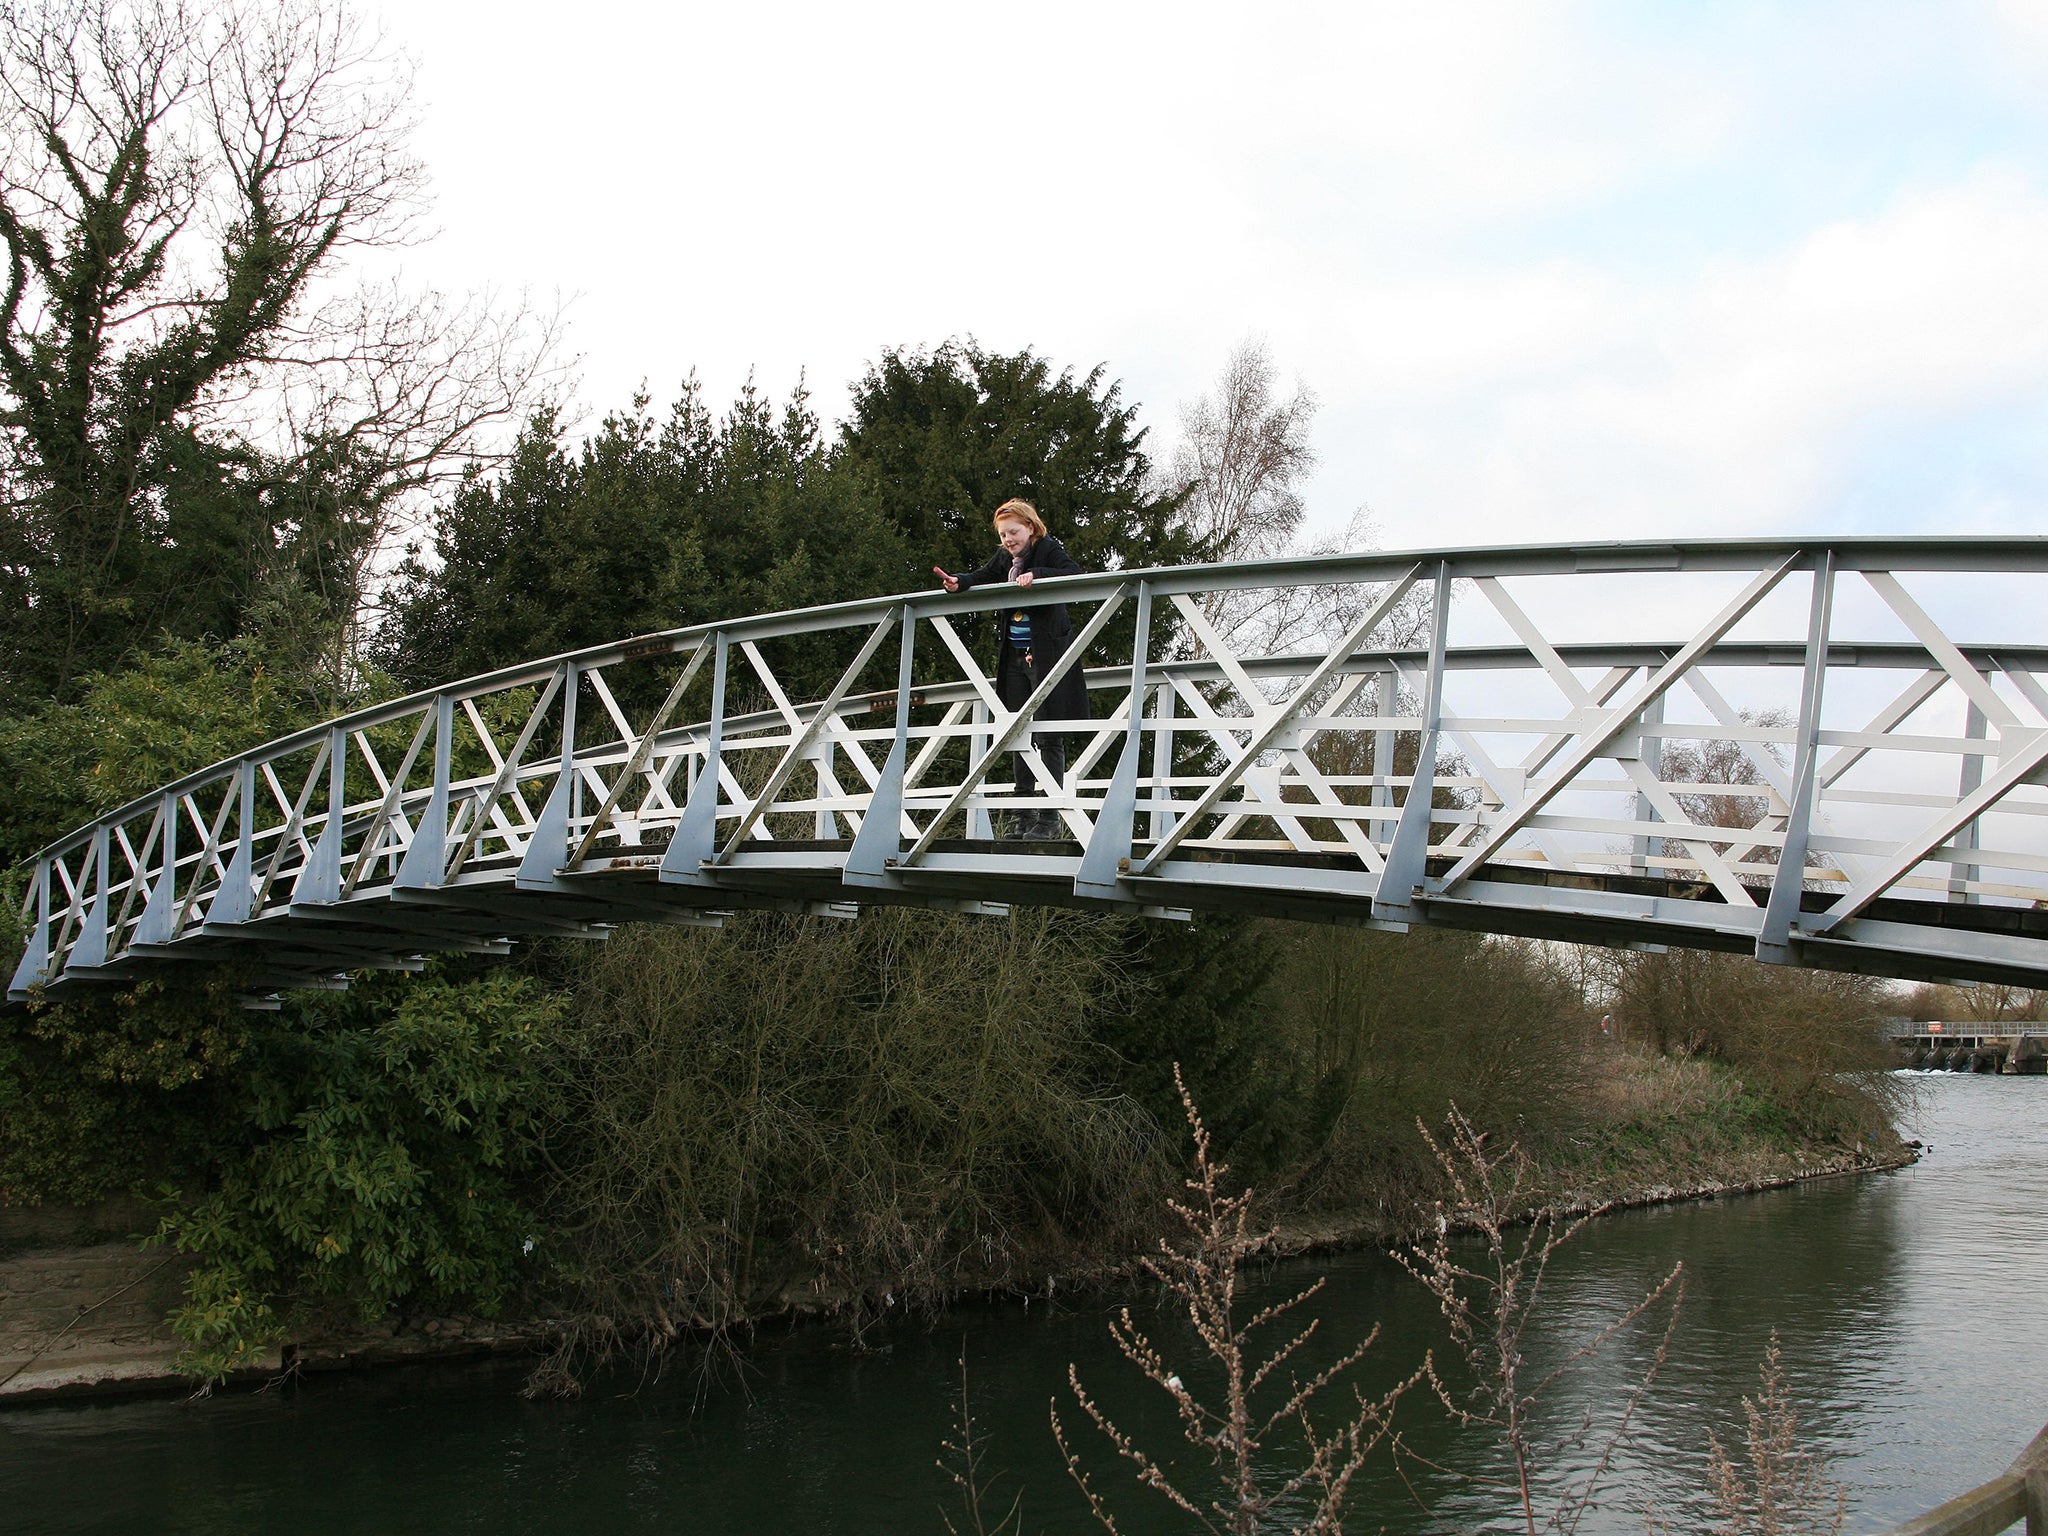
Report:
1304,167,2048,550
364,1,2048,564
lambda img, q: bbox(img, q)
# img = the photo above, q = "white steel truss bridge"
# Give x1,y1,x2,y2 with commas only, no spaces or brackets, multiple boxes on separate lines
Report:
13,537,2048,1006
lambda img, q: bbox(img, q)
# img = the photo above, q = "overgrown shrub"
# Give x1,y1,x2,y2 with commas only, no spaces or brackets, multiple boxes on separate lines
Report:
1268,926,1596,1214
0,970,254,1206
1603,949,1899,1139
534,909,1168,1367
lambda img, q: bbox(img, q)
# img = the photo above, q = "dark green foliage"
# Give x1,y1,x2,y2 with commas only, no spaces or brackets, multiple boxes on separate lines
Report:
377,384,912,696
1,422,386,702
0,635,331,866
151,967,567,1381
1087,912,1301,1179
835,340,1198,581
1269,925,1596,1208
0,970,254,1206
536,911,1163,1369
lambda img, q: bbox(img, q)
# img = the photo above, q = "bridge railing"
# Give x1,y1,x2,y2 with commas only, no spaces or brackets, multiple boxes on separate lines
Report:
1872,1420,2048,1536
1883,1020,2048,1039
14,536,2048,1001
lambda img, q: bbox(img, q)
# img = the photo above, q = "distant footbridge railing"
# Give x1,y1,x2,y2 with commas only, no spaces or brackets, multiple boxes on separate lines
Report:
14,537,2048,1006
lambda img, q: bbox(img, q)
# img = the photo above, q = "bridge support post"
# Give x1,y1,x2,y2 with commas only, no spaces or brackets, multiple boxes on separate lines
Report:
1759,552,1834,966
396,693,454,889
967,700,994,841
202,762,259,927
1149,681,1177,842
1077,581,1153,900
1372,662,1396,832
1955,698,1987,901
521,668,580,888
66,827,113,971
1628,694,1664,876
7,859,52,999
661,639,728,887
134,793,180,943
293,729,347,905
846,608,917,886
1375,563,1451,926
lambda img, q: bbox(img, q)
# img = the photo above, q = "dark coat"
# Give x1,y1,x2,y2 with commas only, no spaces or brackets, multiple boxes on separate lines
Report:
950,536,1090,722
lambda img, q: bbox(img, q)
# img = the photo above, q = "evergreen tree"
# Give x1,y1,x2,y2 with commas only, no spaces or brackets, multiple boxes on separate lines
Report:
834,340,1196,580
378,381,912,695
1090,912,1302,1177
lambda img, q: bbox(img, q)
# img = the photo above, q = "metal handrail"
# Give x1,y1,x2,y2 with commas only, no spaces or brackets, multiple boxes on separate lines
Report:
1884,1021,2048,1039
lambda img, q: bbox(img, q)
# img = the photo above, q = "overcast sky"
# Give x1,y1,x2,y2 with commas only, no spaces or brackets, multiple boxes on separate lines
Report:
379,0,2048,555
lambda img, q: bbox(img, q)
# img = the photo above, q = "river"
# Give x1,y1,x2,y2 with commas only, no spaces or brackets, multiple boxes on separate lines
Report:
4,1072,2043,1534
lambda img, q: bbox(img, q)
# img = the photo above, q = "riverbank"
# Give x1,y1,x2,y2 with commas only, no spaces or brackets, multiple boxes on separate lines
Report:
4,1073,2032,1536
0,1049,1916,1407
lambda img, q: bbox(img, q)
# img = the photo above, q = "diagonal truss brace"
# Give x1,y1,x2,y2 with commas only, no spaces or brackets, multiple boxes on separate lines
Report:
715,613,898,862
844,606,920,883
1135,567,1421,874
340,707,438,900
926,615,1065,805
1803,725,2048,933
903,586,1131,865
447,668,568,877
568,641,710,869
1439,553,1802,892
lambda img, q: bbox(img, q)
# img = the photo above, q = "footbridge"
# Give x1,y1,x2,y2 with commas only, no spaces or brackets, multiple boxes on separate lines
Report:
14,537,2048,1006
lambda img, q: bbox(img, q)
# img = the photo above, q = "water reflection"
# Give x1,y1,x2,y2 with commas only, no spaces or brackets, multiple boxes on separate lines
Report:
3,1075,2042,1534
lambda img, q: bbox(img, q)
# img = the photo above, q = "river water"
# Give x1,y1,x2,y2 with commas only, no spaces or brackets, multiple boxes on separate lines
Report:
5,1072,2044,1534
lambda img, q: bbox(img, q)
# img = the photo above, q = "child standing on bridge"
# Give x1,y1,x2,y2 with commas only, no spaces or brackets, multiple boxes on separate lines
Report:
934,500,1087,839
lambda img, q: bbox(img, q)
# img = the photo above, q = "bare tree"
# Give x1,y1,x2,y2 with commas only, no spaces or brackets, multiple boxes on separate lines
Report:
1165,343,1426,673
1397,1107,1684,1536
1170,337,1318,568
0,0,561,695
1053,1066,1414,1535
1903,979,2048,1024
1657,710,1790,845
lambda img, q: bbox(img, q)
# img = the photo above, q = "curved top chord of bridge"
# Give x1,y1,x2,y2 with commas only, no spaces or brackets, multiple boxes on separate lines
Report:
13,537,2048,1007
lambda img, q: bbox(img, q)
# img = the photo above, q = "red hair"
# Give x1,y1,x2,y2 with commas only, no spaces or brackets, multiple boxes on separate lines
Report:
992,498,1046,538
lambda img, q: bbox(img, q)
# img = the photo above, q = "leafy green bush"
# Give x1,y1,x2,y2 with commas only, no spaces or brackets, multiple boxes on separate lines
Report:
150,967,566,1382
0,971,254,1206
0,636,329,867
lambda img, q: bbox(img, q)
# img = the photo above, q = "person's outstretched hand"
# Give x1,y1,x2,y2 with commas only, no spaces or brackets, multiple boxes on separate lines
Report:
1013,570,1034,587
933,565,959,593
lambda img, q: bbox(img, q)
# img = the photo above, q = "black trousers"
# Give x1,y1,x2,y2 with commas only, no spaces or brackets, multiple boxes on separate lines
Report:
999,656,1065,796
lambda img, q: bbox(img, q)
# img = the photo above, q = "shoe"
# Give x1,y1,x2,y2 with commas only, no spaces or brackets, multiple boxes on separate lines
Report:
1025,810,1061,840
